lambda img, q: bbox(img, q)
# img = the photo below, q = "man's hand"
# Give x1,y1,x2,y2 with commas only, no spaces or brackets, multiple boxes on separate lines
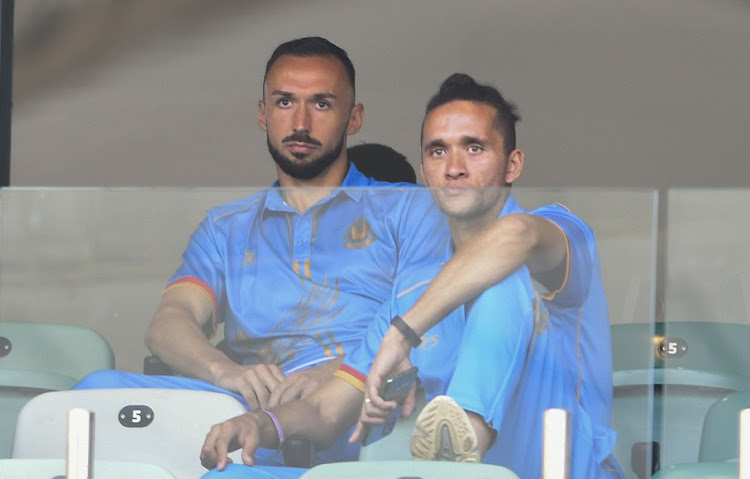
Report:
200,412,269,471
349,329,416,444
211,363,286,410
266,357,343,408
366,325,414,410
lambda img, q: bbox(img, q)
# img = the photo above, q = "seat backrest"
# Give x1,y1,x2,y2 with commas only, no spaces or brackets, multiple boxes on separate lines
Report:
699,391,750,462
0,321,114,389
300,460,520,479
357,387,426,461
650,461,737,478
0,458,177,479
11,388,246,479
612,321,750,385
611,321,750,477
0,321,115,458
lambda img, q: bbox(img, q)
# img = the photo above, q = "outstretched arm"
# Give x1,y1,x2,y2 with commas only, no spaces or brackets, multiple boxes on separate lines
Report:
365,213,566,411
200,376,363,471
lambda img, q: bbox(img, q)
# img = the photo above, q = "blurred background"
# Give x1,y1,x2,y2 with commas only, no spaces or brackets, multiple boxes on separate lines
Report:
2,5,750,473
2,0,750,372
8,0,750,188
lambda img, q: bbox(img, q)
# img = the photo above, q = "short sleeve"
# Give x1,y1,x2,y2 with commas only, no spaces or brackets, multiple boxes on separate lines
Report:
531,204,595,309
166,216,226,320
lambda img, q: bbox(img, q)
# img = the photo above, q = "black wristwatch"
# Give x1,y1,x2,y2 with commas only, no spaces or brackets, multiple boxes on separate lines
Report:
390,315,422,348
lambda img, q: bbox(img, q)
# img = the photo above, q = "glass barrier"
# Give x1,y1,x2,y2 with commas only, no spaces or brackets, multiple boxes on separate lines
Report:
0,186,658,476
651,189,750,472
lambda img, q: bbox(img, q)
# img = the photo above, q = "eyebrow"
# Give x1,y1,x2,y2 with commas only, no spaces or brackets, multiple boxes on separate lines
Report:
423,139,447,152
311,93,337,102
460,135,488,146
423,135,488,152
269,91,337,102
269,90,294,98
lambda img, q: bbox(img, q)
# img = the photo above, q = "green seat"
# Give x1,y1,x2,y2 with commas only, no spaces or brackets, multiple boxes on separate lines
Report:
699,391,750,462
12,388,247,479
0,321,114,458
300,460,520,479
651,461,737,478
0,458,176,478
357,388,426,461
611,322,750,479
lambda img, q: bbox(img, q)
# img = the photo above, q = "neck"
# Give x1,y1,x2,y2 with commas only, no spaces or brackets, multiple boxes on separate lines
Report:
449,196,508,251
276,157,349,213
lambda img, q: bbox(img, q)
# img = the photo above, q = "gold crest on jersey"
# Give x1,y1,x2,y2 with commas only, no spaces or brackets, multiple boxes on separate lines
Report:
343,217,376,249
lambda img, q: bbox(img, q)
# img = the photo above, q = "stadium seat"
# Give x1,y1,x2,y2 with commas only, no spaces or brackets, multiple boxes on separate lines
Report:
0,458,177,478
357,387,427,461
699,391,750,462
11,388,247,479
0,321,114,458
650,461,737,478
299,460,520,479
611,321,750,479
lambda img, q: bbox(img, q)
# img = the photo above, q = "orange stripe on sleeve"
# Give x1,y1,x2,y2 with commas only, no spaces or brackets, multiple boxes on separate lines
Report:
163,277,219,337
334,364,366,393
542,220,571,301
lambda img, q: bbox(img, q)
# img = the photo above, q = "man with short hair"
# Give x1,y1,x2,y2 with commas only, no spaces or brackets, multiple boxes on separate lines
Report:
198,74,622,478
74,37,444,465
74,38,573,467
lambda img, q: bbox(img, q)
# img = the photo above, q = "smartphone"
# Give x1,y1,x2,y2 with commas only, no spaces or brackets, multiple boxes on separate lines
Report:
361,366,419,446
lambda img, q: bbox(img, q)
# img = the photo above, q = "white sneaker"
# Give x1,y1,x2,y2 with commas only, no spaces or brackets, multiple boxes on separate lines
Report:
411,395,481,462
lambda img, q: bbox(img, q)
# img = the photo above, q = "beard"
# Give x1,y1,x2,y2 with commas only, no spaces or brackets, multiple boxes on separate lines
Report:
268,131,346,180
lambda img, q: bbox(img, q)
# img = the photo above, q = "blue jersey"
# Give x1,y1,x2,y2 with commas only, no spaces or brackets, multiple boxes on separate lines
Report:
532,202,614,431
167,164,446,374
337,194,618,478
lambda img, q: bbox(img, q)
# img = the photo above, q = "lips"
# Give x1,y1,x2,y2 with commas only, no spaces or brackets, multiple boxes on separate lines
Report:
437,184,472,195
285,141,319,154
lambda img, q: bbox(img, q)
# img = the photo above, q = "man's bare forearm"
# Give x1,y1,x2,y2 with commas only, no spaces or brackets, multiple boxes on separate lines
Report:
146,313,230,381
145,296,234,383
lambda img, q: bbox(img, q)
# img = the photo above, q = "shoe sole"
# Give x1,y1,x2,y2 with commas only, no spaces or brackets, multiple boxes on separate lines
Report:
411,395,481,462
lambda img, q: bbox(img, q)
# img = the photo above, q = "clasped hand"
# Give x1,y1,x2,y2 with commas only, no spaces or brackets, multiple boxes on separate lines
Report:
212,359,341,410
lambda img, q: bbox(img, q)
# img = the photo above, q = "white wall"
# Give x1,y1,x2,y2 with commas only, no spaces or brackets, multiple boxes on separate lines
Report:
9,0,750,188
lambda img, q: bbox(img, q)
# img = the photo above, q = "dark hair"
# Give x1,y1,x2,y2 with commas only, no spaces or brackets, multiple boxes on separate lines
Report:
348,143,417,184
424,73,520,155
264,37,356,96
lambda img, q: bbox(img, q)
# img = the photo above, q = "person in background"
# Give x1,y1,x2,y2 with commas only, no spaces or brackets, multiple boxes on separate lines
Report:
348,142,416,184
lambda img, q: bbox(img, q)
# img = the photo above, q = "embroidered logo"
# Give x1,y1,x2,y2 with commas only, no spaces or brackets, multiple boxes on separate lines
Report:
417,335,439,350
343,217,376,250
243,250,256,266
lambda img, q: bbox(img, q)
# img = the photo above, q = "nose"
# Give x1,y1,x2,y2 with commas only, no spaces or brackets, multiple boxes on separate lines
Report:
444,153,467,180
293,105,311,132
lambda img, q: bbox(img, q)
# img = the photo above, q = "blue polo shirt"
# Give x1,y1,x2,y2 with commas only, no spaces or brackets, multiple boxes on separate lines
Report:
168,164,447,375
337,194,618,478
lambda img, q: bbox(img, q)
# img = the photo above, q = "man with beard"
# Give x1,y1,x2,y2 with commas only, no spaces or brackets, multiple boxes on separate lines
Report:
74,36,441,465
198,74,622,478
74,39,576,468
